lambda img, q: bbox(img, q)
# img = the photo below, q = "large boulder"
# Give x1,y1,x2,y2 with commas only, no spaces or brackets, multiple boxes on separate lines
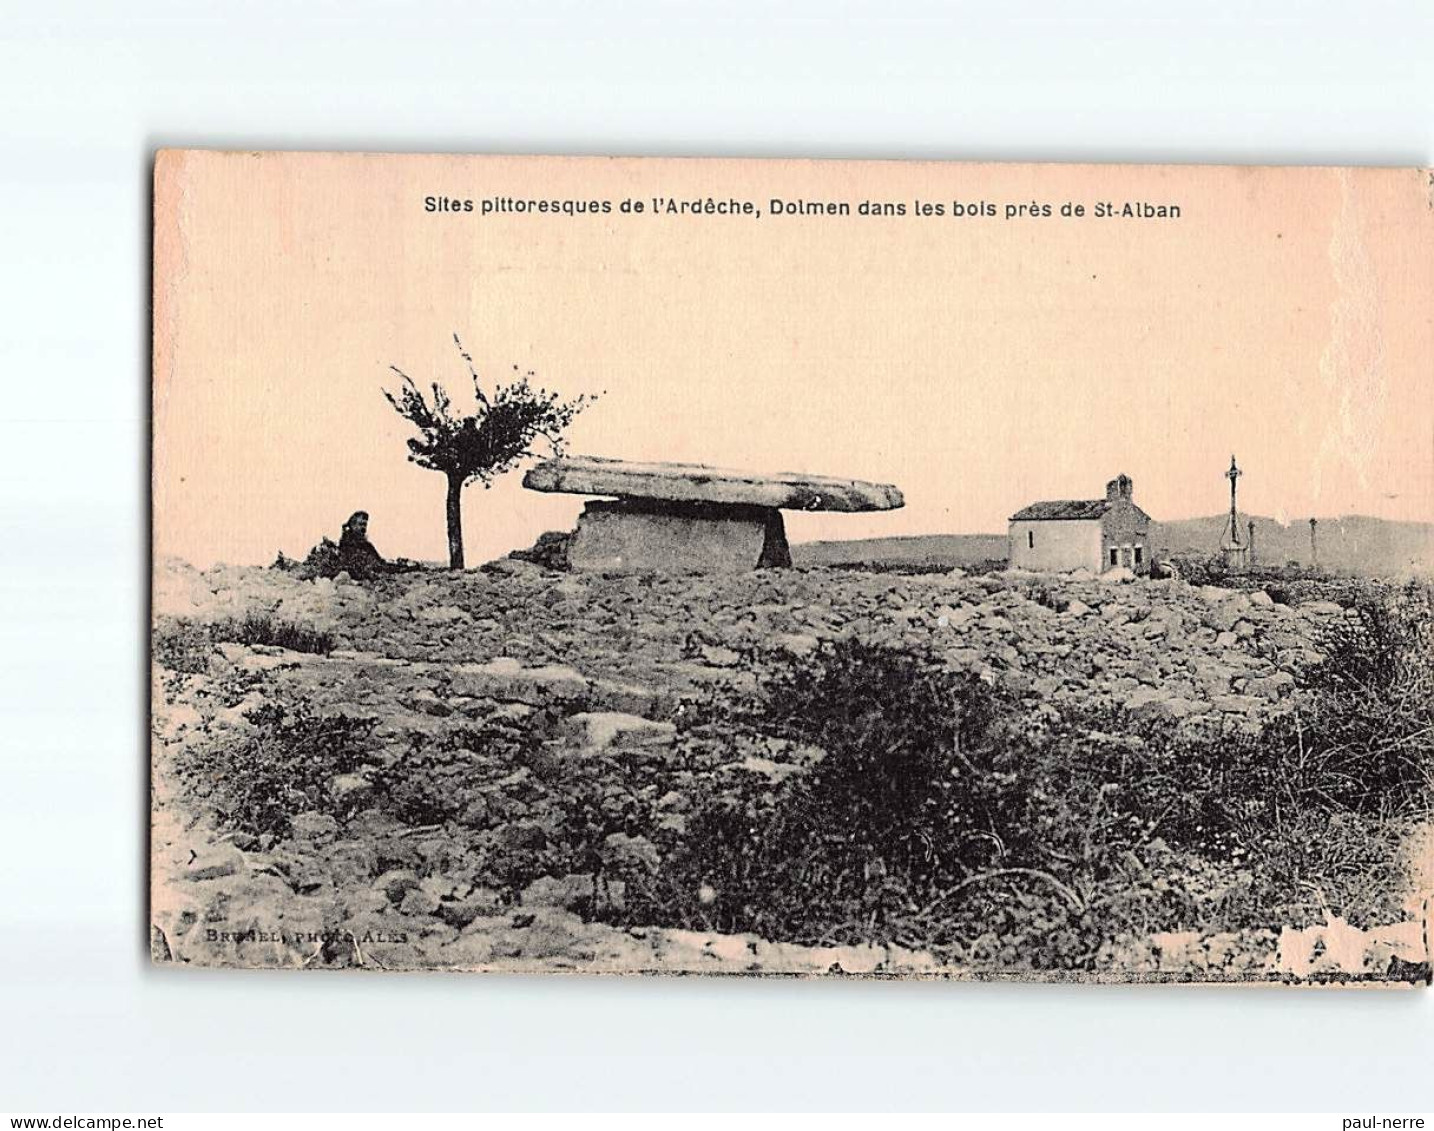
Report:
524,455,903,512
566,500,790,573
524,456,902,573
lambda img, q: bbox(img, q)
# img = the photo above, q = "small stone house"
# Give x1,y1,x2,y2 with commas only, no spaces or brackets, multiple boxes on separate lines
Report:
1008,474,1153,574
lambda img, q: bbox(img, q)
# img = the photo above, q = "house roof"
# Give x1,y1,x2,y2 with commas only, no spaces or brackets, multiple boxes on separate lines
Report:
1010,499,1112,521
1010,498,1153,523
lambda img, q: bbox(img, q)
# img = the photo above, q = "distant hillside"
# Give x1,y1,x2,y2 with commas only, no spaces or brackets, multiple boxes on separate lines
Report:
1155,515,1433,576
792,533,1007,570
794,516,1431,577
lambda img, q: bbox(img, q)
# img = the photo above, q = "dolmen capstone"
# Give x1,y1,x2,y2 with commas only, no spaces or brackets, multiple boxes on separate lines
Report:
522,455,904,573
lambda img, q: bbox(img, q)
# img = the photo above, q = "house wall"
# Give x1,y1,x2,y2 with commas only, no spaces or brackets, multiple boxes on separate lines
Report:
1100,500,1152,574
1008,518,1103,572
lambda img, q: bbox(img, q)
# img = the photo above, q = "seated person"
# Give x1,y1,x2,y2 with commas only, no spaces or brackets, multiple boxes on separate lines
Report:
336,511,386,578
287,511,417,580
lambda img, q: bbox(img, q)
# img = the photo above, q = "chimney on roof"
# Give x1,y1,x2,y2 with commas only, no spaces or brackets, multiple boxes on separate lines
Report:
1106,474,1133,501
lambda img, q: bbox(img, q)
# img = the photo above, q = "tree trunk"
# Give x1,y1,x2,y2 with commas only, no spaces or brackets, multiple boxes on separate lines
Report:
445,474,465,570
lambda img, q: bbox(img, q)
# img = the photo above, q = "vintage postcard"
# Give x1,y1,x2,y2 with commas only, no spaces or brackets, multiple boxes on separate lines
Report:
151,151,1433,981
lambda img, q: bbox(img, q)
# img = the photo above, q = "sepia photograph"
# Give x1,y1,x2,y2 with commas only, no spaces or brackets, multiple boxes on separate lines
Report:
8,0,1434,1117
150,151,1432,983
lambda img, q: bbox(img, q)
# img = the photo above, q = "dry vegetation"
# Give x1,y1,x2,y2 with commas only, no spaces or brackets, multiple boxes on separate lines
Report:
149,557,1432,979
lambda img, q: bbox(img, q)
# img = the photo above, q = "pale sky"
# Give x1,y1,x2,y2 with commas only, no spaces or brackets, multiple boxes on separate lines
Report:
154,153,1432,568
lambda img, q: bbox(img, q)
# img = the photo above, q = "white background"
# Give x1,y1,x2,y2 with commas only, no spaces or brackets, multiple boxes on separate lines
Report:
1,0,1431,1113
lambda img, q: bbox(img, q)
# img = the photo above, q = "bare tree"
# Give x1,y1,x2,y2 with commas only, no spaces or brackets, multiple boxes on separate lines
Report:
384,336,595,569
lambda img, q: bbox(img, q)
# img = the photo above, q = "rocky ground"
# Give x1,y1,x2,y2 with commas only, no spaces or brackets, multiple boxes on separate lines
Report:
149,556,1429,978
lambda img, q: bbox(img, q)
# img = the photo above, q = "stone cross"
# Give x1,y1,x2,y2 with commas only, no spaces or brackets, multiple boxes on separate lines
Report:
1226,454,1243,545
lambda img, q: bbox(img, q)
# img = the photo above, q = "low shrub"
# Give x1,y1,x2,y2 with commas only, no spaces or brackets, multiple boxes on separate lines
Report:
165,577,1430,973
152,618,215,674
210,613,335,655
152,613,336,673
371,716,546,827
624,643,1195,965
176,701,376,838
625,583,1432,968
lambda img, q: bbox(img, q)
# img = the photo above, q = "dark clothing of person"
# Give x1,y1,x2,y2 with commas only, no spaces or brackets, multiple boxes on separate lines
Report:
337,527,387,580
285,512,417,581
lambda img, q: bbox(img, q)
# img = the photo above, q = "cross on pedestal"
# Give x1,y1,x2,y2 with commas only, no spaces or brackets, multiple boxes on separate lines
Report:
1226,455,1243,546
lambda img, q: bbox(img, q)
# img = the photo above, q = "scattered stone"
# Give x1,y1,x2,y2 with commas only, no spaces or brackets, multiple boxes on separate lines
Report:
1128,692,1201,722
481,557,545,579
735,756,803,784
404,689,452,717
289,812,340,840
1201,602,1245,633
238,649,310,673
583,678,667,716
1213,694,1263,714
999,670,1035,696
450,657,588,705
415,604,469,625
521,873,624,914
438,888,505,929
1245,671,1296,699
328,774,373,805
374,869,421,904
508,529,573,570
156,556,1363,975
398,887,443,917
701,644,742,667
186,844,247,882
565,711,678,754
419,874,456,902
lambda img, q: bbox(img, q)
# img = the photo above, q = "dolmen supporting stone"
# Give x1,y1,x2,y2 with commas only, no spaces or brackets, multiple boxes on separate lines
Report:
523,455,904,573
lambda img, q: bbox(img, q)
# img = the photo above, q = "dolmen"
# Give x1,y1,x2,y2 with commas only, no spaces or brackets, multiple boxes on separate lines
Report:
522,455,904,573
